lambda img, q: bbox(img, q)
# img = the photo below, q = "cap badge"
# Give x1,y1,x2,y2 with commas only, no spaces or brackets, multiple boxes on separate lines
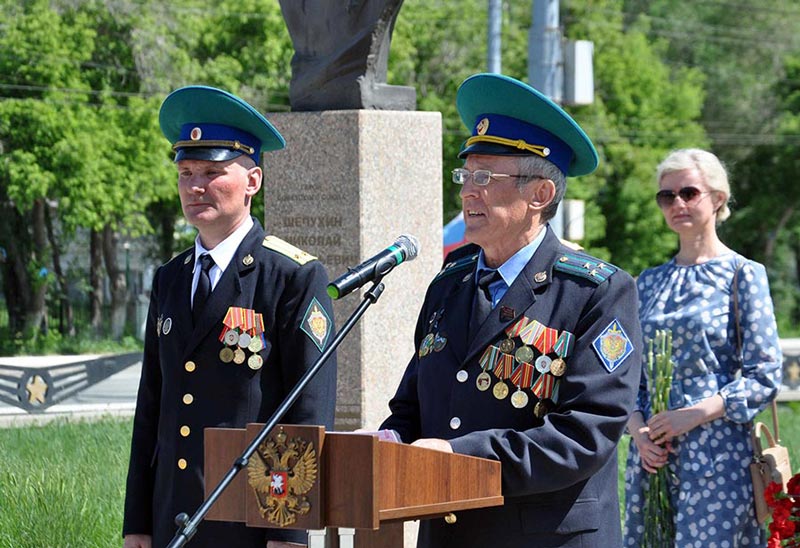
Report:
476,117,490,135
190,127,202,141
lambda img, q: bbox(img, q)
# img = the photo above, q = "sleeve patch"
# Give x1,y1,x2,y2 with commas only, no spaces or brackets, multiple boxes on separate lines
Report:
301,297,332,351
592,319,634,372
262,235,317,265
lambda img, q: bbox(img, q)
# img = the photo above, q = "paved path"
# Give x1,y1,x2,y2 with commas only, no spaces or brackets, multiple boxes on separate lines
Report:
0,354,141,427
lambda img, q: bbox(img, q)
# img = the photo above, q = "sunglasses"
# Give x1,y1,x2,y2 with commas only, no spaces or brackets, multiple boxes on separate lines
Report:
655,186,709,208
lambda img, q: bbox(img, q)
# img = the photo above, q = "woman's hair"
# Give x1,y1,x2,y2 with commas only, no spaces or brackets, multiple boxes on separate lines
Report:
656,148,732,223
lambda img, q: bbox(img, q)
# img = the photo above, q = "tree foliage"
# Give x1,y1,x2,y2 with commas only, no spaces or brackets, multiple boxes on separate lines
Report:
1,0,799,344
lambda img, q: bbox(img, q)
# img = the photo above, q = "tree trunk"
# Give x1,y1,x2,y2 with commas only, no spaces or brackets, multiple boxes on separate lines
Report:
29,198,49,334
44,203,75,337
0,203,32,335
90,229,104,336
102,225,128,340
764,205,795,269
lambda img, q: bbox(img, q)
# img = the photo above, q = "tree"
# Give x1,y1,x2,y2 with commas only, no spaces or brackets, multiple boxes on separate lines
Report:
0,0,95,338
622,0,800,333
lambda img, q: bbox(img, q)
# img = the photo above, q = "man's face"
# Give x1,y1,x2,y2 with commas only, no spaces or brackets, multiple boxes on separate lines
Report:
460,154,543,266
177,157,261,242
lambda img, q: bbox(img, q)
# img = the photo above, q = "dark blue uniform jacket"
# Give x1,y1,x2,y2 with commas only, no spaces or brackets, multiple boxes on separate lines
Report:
123,219,337,547
381,227,642,548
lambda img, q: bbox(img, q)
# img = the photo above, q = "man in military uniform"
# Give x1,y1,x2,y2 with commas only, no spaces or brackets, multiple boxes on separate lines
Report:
123,86,337,548
380,73,642,547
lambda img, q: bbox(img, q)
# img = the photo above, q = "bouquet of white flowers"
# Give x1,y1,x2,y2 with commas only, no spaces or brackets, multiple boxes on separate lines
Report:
643,329,676,548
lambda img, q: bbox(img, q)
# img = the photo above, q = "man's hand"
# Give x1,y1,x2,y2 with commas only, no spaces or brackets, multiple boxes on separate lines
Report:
123,534,152,548
411,438,453,453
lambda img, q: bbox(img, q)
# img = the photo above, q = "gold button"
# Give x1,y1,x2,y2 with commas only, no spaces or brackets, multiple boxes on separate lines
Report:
178,458,187,470
183,394,194,405
180,426,190,437
185,361,196,372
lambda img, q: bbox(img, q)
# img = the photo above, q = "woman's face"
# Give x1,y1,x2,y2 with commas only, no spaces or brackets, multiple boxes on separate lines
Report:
657,168,724,235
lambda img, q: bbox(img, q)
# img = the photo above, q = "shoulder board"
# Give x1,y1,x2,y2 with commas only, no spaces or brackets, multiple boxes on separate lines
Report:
553,252,618,285
262,235,317,265
432,252,479,284
167,248,193,268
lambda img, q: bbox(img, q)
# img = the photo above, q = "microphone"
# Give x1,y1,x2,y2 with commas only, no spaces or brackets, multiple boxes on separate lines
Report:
327,235,420,299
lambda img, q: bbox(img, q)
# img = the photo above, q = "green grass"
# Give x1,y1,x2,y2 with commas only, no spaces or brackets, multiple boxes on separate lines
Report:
0,417,133,548
0,404,797,547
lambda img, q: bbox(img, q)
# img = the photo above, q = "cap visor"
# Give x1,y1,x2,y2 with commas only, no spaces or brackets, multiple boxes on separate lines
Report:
174,148,245,162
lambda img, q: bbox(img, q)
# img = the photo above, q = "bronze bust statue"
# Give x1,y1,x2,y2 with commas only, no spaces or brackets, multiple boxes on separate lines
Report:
279,0,416,111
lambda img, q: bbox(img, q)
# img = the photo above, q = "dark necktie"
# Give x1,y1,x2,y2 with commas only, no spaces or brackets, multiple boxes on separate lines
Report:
470,269,501,339
193,253,215,324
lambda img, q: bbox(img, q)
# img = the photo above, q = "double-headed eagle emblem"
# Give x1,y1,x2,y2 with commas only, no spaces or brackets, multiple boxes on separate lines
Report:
247,427,317,527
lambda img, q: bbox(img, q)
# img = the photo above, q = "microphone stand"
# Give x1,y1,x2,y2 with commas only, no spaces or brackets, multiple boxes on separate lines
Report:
167,279,387,548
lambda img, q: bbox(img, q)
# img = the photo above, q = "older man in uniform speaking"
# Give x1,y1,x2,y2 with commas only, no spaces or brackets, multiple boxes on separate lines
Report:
380,73,642,548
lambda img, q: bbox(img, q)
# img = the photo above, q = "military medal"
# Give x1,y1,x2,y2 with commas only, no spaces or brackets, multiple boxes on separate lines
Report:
535,355,552,374
419,333,435,358
493,381,509,399
532,373,555,400
248,335,264,353
224,329,239,346
514,345,534,364
476,371,492,391
220,306,267,366
247,354,263,370
533,326,558,356
511,388,529,408
501,316,529,355
519,319,545,347
551,330,575,377
493,352,514,380
478,346,501,393
433,333,447,352
550,358,566,377
219,347,234,363
499,338,515,354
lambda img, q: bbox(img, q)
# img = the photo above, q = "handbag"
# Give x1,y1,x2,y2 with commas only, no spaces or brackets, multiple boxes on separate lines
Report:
732,261,793,524
750,409,792,523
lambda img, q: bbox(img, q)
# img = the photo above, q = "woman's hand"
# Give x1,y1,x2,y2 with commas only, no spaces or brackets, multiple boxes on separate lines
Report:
646,394,725,444
646,409,696,443
631,425,670,474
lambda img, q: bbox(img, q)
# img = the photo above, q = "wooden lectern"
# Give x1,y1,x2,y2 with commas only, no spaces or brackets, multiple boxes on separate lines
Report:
204,424,503,547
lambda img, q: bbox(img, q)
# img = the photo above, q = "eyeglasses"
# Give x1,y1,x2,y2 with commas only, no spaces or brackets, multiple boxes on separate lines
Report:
655,186,709,208
451,168,533,186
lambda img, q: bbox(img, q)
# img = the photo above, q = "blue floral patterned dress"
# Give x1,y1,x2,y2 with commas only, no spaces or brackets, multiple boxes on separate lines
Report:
623,253,783,548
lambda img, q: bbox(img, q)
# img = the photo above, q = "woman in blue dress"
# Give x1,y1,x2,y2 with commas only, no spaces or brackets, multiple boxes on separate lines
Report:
623,148,783,547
